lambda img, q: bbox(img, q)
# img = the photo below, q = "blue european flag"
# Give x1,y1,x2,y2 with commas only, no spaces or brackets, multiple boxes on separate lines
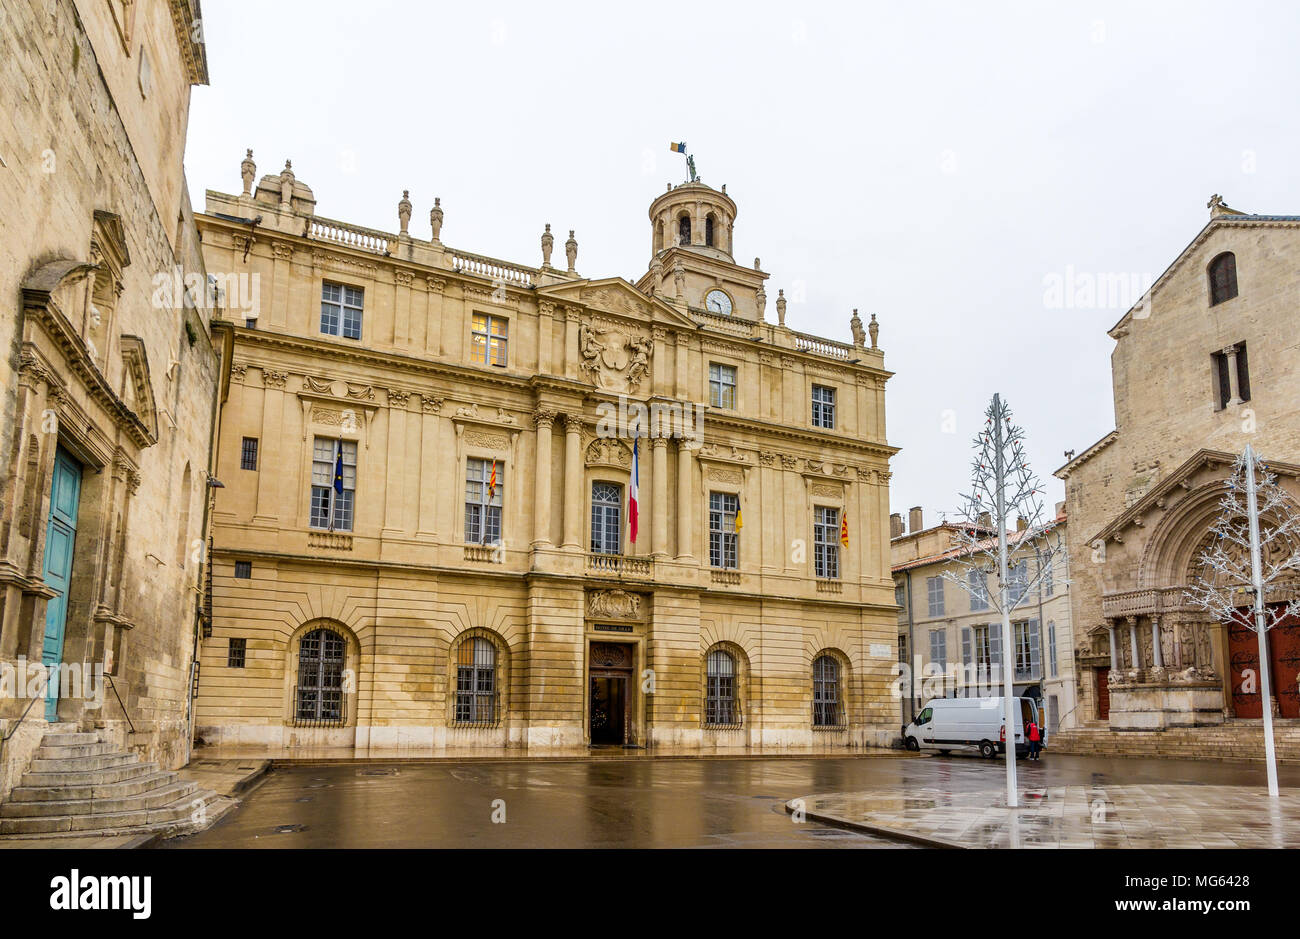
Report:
333,448,344,494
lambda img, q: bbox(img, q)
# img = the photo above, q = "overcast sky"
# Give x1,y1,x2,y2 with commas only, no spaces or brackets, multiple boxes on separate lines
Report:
185,0,1300,526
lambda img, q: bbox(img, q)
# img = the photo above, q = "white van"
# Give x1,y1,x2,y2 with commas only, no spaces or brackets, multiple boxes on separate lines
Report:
902,696,1045,759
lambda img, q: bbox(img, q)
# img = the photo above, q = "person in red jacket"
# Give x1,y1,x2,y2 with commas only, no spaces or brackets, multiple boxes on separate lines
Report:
1026,719,1042,761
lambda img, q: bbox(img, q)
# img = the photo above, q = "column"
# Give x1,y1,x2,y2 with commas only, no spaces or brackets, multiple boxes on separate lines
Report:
1108,624,1118,671
561,413,582,549
675,439,694,559
675,333,689,399
1127,616,1140,670
537,302,554,375
532,410,555,547
1224,345,1242,406
1150,615,1164,669
651,437,668,557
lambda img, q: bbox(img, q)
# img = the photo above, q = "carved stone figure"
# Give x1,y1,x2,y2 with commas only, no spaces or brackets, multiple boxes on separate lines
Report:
279,160,295,212
869,312,879,349
241,149,256,196
626,336,652,390
579,323,605,380
589,589,641,619
398,190,412,235
565,229,578,273
756,284,766,320
541,223,554,267
673,259,686,299
776,288,787,327
430,197,443,242
850,309,866,347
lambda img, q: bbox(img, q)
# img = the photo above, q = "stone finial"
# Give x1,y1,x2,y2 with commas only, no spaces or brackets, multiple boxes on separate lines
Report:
756,284,767,320
430,197,443,242
240,149,256,196
776,288,787,327
565,229,578,273
541,223,554,267
279,160,295,212
850,308,866,347
754,257,761,271
398,189,412,235
869,312,879,350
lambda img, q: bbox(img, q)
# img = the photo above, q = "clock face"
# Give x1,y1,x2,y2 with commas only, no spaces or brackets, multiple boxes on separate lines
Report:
705,289,733,316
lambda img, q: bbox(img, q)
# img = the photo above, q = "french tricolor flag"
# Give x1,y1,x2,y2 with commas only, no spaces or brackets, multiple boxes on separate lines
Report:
629,437,640,544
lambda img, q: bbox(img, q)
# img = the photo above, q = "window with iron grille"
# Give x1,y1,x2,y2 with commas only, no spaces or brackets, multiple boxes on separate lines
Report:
227,637,246,668
927,575,944,617
812,655,842,726
320,281,363,339
455,637,497,724
590,481,622,555
705,649,737,725
470,313,508,367
464,458,504,545
708,362,736,409
1208,251,1238,306
811,385,836,429
234,560,252,579
969,569,989,611
310,437,356,531
240,437,259,471
296,628,345,722
708,492,739,569
813,506,840,579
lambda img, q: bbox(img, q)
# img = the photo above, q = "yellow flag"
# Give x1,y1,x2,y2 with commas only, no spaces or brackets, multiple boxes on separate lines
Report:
735,507,743,531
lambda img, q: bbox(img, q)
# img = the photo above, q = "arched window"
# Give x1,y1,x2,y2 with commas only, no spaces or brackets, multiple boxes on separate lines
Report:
705,214,715,247
813,655,842,726
455,637,497,724
705,649,737,724
590,482,622,555
678,215,691,246
1209,252,1238,305
296,628,346,723
654,220,664,253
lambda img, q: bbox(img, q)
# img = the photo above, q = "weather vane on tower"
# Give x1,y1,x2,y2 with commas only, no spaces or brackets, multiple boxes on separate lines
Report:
670,141,697,182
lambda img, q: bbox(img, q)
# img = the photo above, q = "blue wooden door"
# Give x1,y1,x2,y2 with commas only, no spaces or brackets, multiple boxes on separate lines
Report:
41,448,82,721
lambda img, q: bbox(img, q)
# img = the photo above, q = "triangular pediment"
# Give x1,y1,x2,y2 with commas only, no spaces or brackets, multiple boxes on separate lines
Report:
536,277,697,331
119,336,159,444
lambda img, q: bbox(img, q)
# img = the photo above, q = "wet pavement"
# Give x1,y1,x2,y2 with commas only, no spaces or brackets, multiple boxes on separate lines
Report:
160,751,1300,849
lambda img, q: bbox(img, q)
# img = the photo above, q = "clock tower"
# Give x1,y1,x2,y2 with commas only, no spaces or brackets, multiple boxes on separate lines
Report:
636,180,770,323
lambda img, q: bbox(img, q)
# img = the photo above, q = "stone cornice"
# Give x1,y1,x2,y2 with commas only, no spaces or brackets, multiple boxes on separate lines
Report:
702,411,898,460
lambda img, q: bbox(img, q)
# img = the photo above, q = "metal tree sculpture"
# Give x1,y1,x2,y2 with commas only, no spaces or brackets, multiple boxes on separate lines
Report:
942,393,1067,808
1184,445,1300,797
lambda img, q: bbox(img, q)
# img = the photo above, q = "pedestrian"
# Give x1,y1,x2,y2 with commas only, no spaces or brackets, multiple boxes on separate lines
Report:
1027,718,1041,761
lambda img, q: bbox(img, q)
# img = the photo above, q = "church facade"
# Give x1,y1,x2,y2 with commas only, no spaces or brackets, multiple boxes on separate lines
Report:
1056,197,1300,746
191,158,900,753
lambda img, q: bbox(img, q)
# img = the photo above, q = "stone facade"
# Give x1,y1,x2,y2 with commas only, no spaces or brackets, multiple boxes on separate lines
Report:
890,508,1074,734
0,0,218,797
1056,198,1300,735
191,162,900,753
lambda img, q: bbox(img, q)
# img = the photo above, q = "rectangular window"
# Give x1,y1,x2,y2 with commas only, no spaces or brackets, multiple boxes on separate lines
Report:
245,317,257,329
811,385,836,429
813,506,840,579
1237,343,1251,402
1047,694,1060,734
310,437,356,531
471,313,509,367
1048,621,1058,678
589,481,622,555
970,624,1001,688
1042,555,1054,596
320,282,363,339
464,458,504,545
895,583,906,608
234,560,252,579
969,570,989,611
1014,619,1040,680
708,492,740,569
927,576,945,617
240,437,259,471
1008,559,1028,605
227,637,246,668
929,629,947,668
708,362,736,409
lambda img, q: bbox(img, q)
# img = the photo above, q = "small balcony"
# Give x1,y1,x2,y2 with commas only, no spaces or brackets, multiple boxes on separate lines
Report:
586,552,653,579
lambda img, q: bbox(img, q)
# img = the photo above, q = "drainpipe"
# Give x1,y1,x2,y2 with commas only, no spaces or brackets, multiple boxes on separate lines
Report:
905,570,916,724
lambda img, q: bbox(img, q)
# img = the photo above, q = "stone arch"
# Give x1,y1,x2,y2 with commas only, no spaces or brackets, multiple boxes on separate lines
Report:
810,646,852,727
700,640,750,727
446,626,512,727
1137,482,1233,589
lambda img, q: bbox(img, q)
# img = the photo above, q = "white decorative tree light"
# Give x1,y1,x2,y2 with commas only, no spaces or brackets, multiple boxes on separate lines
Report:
1184,444,1300,798
942,393,1067,808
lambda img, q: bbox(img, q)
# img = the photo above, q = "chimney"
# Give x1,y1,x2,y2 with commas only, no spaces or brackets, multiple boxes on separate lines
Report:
889,513,904,538
1016,515,1029,532
908,506,923,533
977,512,992,529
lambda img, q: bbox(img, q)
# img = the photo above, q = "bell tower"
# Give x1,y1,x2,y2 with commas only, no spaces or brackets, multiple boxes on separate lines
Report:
636,180,770,323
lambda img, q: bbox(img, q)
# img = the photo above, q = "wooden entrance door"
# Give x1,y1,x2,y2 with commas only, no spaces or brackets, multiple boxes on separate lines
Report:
589,641,634,746
1267,609,1300,719
1227,611,1263,718
1095,667,1110,720
41,448,82,722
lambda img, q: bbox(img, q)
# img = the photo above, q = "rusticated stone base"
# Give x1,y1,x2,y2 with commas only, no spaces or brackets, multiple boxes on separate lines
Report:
1108,681,1224,731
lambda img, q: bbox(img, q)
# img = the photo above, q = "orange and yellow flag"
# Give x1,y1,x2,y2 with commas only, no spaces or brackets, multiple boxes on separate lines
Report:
840,514,849,547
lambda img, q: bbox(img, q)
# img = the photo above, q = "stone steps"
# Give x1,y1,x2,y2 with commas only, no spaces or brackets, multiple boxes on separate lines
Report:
1051,726,1300,762
0,729,226,839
